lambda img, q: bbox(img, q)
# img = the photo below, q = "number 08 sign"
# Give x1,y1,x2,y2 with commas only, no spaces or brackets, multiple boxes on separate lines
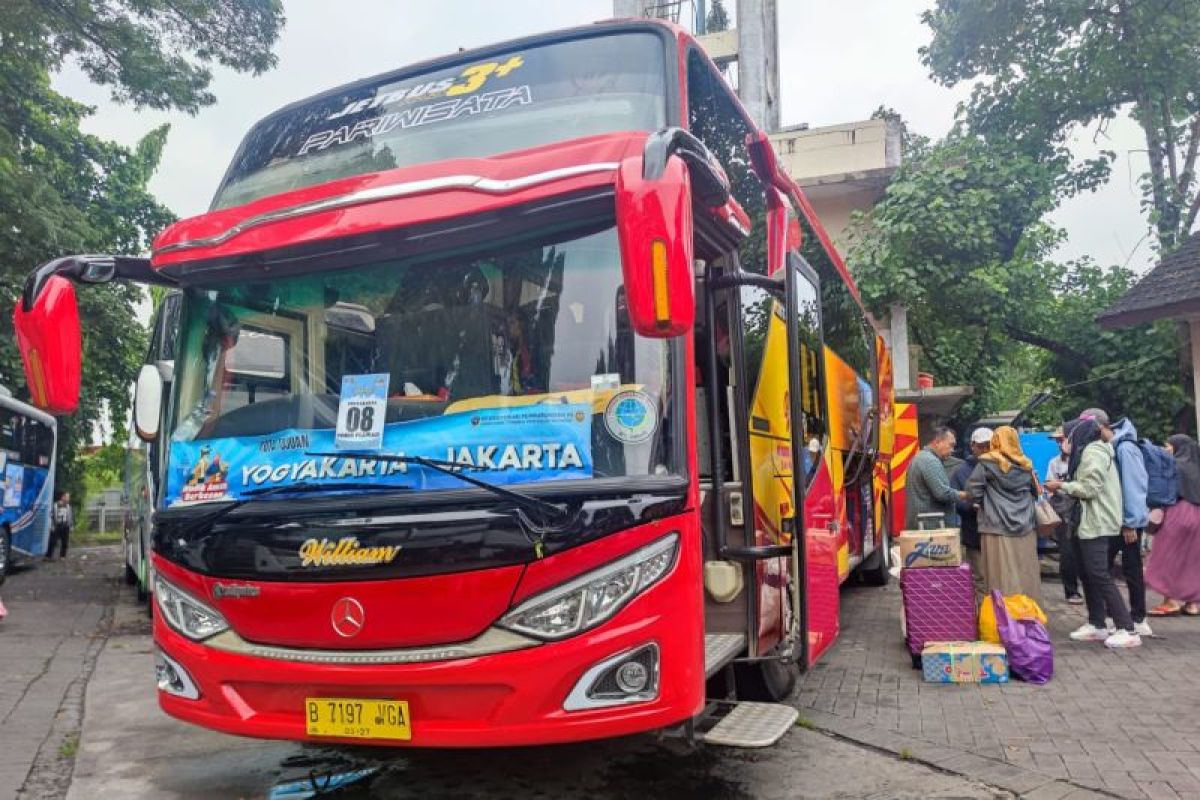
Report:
335,374,390,450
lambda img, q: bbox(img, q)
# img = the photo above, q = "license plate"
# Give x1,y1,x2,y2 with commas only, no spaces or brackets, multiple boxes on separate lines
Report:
304,697,411,741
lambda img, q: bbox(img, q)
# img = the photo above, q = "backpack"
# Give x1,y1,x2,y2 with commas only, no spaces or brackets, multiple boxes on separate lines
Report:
1117,439,1178,510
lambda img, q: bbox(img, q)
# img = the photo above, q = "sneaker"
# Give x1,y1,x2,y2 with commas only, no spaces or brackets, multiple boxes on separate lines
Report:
1133,620,1154,637
1105,618,1116,634
1070,624,1109,641
1104,629,1143,649
1066,594,1084,605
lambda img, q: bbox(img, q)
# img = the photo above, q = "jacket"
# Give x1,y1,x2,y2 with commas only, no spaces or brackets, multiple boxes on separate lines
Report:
966,460,1037,536
951,456,981,549
1110,418,1150,529
904,447,960,529
1060,440,1122,539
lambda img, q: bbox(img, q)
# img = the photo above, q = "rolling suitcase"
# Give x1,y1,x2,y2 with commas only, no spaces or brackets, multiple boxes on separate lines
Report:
900,562,976,668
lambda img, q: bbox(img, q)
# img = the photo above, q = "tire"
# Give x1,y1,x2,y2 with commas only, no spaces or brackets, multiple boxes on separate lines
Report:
0,526,10,588
735,656,798,702
858,513,891,587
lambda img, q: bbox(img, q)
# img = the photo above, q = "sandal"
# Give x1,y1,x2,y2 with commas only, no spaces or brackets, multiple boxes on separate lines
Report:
1148,602,1184,617
1183,603,1200,616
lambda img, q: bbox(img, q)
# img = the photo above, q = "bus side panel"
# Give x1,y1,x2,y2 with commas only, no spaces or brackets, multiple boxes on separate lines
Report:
822,348,862,580
9,465,51,557
890,402,919,535
874,335,896,544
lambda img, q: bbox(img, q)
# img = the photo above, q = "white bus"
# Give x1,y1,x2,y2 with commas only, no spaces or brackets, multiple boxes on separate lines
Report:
0,390,57,584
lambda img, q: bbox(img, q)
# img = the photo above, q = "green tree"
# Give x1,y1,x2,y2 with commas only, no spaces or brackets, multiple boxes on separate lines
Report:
848,132,1189,436
0,0,284,500
706,0,731,33
921,0,1200,252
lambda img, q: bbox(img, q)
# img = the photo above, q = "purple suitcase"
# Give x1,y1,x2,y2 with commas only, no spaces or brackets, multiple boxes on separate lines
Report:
900,563,977,668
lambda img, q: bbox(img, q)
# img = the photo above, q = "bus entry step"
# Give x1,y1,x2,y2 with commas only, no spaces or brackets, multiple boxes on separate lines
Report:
703,633,746,678
701,702,798,748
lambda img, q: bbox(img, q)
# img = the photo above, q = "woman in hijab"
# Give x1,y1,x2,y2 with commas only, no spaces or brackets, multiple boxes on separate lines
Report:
966,425,1042,603
1145,434,1200,616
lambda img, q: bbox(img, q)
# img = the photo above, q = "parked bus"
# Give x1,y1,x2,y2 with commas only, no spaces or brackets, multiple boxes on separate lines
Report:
0,390,57,584
14,20,896,748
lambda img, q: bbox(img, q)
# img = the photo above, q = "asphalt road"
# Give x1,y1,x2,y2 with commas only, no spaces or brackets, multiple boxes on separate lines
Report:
3,545,1011,799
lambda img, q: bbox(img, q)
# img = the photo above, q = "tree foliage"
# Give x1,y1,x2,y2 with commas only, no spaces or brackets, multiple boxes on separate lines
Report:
848,131,1189,438
0,0,283,501
921,0,1200,251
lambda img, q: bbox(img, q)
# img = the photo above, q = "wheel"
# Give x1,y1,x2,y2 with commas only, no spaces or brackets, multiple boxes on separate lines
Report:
0,526,10,588
735,656,798,701
858,513,891,587
124,552,137,586
136,553,149,603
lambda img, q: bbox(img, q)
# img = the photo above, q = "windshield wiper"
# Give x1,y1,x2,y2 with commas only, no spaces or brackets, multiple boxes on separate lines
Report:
173,481,412,535
306,452,573,529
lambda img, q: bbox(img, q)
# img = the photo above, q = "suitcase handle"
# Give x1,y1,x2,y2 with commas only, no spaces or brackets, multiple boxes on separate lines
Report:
916,512,947,530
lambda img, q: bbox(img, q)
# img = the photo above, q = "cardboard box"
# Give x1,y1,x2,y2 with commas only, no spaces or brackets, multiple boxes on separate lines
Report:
922,641,1008,684
898,529,962,568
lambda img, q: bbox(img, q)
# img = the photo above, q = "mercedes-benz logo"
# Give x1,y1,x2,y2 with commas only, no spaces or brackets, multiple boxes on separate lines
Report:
331,597,365,638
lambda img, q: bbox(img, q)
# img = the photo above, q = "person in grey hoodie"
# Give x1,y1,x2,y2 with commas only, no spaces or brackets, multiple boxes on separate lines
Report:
1096,411,1152,636
1047,417,1142,648
966,426,1041,604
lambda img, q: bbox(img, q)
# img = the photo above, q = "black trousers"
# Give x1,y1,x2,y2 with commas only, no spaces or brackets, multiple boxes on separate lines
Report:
1108,531,1146,623
48,524,69,558
1077,537,1134,631
1054,523,1080,597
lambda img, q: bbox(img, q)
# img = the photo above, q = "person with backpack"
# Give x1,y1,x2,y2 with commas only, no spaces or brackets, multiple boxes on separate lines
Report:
1046,417,1142,648
48,490,73,561
1145,434,1200,616
1098,411,1154,637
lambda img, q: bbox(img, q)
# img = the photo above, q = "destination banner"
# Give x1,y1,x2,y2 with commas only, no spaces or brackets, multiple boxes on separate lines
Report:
164,403,593,507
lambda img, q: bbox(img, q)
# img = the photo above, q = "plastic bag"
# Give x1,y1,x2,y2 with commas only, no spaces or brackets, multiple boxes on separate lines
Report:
979,594,1047,644
991,589,1053,684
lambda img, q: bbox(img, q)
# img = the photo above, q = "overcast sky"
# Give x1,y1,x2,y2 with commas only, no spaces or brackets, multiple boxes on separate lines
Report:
54,0,1153,272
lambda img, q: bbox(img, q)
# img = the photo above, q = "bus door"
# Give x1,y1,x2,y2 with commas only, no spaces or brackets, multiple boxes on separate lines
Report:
785,256,839,667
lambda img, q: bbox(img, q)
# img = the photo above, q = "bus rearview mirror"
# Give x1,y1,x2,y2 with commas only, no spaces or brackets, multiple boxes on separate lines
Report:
12,275,82,414
614,155,695,338
134,364,163,442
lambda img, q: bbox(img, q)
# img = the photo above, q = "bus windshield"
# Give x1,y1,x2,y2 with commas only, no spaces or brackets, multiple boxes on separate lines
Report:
212,31,668,209
164,221,679,507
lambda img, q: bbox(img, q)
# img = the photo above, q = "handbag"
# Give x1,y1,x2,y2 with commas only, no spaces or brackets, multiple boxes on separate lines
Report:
991,589,1053,684
1034,498,1061,534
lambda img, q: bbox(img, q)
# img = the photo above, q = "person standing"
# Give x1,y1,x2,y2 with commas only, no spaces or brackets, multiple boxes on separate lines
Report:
904,427,965,530
966,426,1042,604
1145,434,1200,616
953,427,993,595
48,490,73,561
1099,411,1153,637
1046,424,1083,604
1047,419,1141,648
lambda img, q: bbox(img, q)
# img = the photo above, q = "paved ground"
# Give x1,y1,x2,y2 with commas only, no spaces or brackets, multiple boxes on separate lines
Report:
0,547,121,800
795,565,1200,800
5,544,1007,799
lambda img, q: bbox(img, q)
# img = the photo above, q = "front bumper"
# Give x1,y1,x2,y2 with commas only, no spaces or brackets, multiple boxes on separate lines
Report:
153,540,704,747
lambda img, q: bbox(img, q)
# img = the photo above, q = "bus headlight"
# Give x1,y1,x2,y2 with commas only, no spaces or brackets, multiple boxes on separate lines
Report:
155,576,229,641
499,533,678,640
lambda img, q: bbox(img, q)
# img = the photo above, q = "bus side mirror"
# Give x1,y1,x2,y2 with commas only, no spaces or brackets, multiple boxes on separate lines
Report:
615,155,695,337
13,275,82,414
134,364,163,442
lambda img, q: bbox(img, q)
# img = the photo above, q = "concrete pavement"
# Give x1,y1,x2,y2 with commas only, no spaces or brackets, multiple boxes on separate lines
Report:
795,573,1200,799
0,547,119,800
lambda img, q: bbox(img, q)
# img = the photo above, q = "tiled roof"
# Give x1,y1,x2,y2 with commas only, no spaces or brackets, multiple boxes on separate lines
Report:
1099,232,1200,328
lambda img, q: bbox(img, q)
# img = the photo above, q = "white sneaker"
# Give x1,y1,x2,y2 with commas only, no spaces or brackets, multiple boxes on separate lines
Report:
1070,624,1109,641
1134,620,1154,638
1104,629,1143,649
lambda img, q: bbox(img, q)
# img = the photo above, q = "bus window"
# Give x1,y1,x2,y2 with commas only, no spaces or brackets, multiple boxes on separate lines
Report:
685,48,768,275
20,419,54,468
791,263,826,487
797,214,873,379
0,409,18,462
221,327,292,412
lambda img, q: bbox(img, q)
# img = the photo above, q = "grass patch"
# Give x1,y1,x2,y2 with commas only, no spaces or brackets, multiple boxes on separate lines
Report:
898,747,913,760
73,529,122,547
795,716,817,730
59,733,79,759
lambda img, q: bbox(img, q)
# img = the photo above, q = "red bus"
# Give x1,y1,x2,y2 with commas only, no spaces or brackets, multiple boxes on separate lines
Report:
14,19,896,748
